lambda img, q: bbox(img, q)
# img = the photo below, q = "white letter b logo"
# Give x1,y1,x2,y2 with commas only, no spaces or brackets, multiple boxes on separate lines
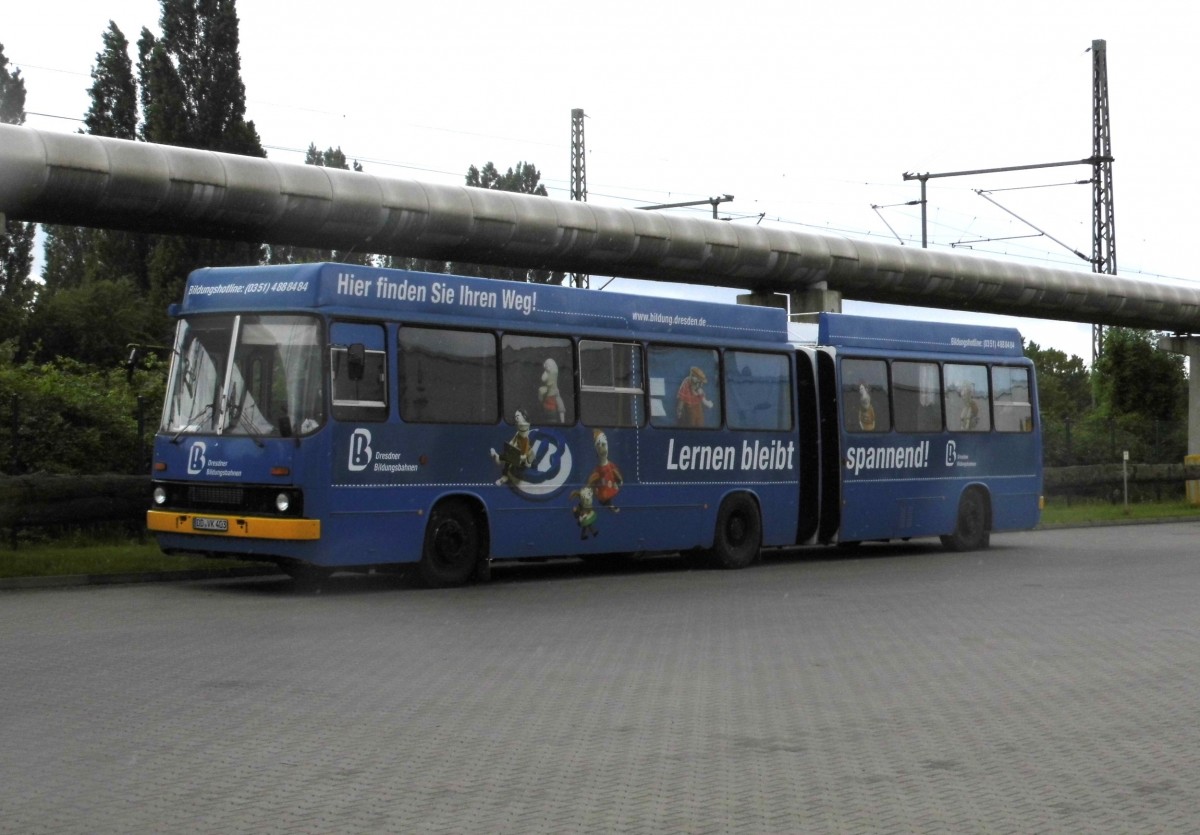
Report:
188,442,206,474
349,429,373,472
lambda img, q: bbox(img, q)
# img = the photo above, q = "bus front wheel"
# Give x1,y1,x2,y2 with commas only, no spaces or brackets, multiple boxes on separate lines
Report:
420,499,484,587
704,494,762,569
941,489,991,552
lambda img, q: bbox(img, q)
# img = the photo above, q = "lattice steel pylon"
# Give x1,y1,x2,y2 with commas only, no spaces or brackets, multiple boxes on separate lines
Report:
1091,39,1117,364
570,108,589,289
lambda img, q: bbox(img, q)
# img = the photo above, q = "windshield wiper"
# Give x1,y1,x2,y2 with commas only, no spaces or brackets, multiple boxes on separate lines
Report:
232,412,266,448
222,384,265,447
170,403,214,444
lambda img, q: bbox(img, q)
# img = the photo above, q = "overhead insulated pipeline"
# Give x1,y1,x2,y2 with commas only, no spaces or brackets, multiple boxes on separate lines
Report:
1,123,1198,331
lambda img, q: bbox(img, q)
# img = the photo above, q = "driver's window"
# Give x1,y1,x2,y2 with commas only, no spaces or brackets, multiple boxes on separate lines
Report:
331,322,388,421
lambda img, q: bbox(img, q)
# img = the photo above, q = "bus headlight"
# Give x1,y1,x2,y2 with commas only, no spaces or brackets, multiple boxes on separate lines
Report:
152,486,168,506
275,492,292,513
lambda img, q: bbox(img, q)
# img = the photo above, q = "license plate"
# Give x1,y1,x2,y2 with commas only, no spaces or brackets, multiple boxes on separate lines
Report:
193,517,229,532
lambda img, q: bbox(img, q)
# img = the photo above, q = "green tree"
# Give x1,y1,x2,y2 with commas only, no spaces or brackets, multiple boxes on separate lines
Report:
41,22,148,299
84,21,148,294
1069,327,1189,466
0,350,165,474
1094,328,1185,422
307,144,362,173
1025,341,1091,421
138,0,261,155
383,254,450,274
136,0,265,334
86,22,139,139
450,161,564,284
1026,341,1095,466
0,43,36,344
39,225,92,296
23,278,153,366
0,42,27,124
467,160,546,194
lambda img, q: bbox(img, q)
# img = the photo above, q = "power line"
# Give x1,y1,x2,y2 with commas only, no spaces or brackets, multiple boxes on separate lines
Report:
20,58,1181,286
25,111,83,123
9,60,89,77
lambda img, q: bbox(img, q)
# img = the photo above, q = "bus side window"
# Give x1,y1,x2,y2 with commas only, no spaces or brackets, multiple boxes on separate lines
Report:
992,366,1033,432
648,345,720,429
726,350,792,431
579,340,644,428
892,361,942,433
502,334,574,426
330,322,387,422
399,327,498,424
944,363,990,432
841,358,890,433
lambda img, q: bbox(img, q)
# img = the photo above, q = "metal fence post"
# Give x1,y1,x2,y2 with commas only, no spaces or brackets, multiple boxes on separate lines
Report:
9,393,17,476
136,396,146,474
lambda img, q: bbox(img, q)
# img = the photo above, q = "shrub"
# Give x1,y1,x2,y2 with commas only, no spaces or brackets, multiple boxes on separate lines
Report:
0,347,165,475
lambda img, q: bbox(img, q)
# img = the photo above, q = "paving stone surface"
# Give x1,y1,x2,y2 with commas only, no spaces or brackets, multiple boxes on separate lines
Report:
3,522,1200,833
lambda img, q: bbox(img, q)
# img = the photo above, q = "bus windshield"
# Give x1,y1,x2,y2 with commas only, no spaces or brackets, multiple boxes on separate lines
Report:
162,314,324,438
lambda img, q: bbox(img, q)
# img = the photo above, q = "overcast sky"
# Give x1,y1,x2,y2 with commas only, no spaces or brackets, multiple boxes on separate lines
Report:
5,0,1196,362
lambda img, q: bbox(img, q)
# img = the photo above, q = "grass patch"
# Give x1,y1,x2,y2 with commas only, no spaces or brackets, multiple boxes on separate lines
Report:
1040,497,1200,527
3,499,1200,580
0,534,272,579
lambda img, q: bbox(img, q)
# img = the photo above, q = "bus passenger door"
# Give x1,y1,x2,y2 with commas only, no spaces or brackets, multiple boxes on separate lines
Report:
795,350,820,544
815,350,841,543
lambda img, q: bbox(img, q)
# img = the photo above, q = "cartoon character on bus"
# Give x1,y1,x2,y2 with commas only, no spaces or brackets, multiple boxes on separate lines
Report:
676,366,713,427
539,358,565,424
570,485,600,539
857,382,877,431
490,408,535,485
960,382,980,430
586,429,623,512
488,408,574,499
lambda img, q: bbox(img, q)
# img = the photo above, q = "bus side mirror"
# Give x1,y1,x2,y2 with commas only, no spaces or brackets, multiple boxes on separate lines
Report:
347,343,366,381
125,346,142,382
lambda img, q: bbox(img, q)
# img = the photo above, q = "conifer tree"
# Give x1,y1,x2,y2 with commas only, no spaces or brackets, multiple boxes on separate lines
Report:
0,43,36,342
41,22,146,297
136,0,265,330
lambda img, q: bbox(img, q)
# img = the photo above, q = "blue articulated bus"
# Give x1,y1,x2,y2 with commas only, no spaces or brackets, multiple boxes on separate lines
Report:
147,262,1042,585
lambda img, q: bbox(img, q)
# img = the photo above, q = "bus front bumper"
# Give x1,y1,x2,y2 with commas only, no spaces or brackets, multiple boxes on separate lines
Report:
147,510,321,541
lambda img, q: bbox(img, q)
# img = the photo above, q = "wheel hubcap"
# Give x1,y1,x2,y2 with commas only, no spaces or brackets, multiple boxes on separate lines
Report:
729,515,746,544
435,521,465,562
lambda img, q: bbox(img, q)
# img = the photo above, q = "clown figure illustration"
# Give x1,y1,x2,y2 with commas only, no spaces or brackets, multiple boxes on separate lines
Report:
586,429,623,512
538,358,565,424
676,366,713,427
857,382,876,431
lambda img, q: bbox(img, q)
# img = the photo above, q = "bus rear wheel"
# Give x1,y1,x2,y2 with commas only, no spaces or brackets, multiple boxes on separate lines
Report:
420,499,484,587
704,494,762,569
941,488,990,552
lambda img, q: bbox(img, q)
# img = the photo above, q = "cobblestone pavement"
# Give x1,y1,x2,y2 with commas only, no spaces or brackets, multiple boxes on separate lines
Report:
4,522,1200,834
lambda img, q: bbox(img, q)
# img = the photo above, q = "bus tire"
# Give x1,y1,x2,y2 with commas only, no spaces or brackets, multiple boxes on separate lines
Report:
941,488,991,552
705,494,762,569
420,499,484,588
